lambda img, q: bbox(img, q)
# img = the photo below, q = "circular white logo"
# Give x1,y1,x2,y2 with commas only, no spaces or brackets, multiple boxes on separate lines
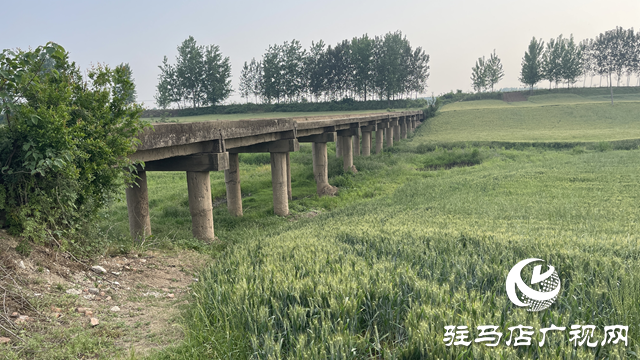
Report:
506,258,561,312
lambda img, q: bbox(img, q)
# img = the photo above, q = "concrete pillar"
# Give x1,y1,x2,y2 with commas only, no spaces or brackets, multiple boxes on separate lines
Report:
224,153,242,217
362,131,371,156
375,130,383,154
187,171,215,241
340,135,354,172
312,142,336,196
286,152,292,201
336,137,342,158
401,118,407,139
126,171,151,242
386,126,394,147
353,129,360,156
394,122,401,142
270,152,289,216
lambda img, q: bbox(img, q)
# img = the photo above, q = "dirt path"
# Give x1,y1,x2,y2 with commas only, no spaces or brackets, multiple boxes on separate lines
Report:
502,92,528,102
0,230,211,358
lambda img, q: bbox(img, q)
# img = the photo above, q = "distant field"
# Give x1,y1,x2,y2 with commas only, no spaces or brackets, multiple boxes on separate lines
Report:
423,95,640,142
146,108,421,123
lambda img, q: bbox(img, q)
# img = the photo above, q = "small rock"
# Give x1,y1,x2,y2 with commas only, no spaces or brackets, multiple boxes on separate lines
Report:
15,315,28,324
51,306,61,312
113,281,120,286
162,288,169,292
105,296,112,301
139,259,146,263
111,272,121,276
110,306,120,312
0,337,10,344
84,311,93,317
91,266,107,274
83,294,95,300
192,278,199,282
66,289,82,295
76,307,88,314
99,292,105,297
90,318,99,327
123,266,131,270
88,288,99,295
167,293,175,299
51,312,62,318
18,261,26,269
34,293,42,297
10,312,19,318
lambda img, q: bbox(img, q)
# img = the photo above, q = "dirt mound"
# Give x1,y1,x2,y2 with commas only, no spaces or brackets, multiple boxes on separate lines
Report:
502,92,528,102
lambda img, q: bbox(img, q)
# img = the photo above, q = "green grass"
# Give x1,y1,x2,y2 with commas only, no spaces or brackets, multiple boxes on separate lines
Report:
90,93,640,358
146,109,419,124
424,101,640,142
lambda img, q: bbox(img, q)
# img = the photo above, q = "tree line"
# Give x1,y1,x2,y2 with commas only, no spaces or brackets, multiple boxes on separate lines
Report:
519,27,640,101
238,31,430,104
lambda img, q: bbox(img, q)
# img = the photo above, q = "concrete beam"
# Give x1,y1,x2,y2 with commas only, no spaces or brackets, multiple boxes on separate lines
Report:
130,140,223,163
270,152,289,216
297,132,336,143
126,171,151,242
187,171,215,242
143,152,229,172
224,153,242,217
337,128,359,137
229,139,299,154
362,124,377,132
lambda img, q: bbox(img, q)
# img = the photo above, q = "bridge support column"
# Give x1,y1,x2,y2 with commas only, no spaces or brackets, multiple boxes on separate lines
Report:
224,153,242,217
270,152,289,216
336,137,342,158
126,171,151,243
394,120,401,142
187,171,215,241
375,129,383,154
362,131,371,156
312,142,337,196
338,135,354,172
386,126,394,147
401,118,407,139
286,152,292,201
353,129,360,156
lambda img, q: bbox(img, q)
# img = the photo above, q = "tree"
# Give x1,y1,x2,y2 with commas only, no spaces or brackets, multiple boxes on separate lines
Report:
485,50,505,91
542,36,565,88
560,35,583,88
116,63,137,104
155,36,232,109
351,35,375,101
262,44,284,103
520,37,545,92
239,61,252,102
305,40,326,102
0,43,146,245
202,44,232,106
592,28,627,104
471,57,487,93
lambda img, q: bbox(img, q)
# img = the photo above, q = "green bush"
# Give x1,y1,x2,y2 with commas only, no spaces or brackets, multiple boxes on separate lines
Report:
595,141,612,152
422,148,482,170
0,43,146,246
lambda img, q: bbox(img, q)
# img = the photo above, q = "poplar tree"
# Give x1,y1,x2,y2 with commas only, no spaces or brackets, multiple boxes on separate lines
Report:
520,37,545,92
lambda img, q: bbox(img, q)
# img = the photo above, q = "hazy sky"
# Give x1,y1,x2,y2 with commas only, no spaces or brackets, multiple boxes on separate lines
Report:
2,0,639,107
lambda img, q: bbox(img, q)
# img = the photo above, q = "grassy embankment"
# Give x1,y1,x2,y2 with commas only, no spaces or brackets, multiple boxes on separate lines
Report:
98,93,640,359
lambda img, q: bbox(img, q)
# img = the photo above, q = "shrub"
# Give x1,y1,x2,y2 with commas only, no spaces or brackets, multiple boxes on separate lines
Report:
0,43,146,245
595,141,612,152
422,148,482,170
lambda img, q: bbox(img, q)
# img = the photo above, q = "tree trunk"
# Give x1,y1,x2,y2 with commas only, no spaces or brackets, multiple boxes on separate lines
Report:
609,73,614,105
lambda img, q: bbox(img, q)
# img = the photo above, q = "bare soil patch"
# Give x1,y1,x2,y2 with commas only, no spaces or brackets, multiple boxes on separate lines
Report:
0,229,211,358
502,92,528,102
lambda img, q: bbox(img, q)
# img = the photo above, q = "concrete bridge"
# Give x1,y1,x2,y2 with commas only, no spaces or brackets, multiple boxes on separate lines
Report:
126,110,424,241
